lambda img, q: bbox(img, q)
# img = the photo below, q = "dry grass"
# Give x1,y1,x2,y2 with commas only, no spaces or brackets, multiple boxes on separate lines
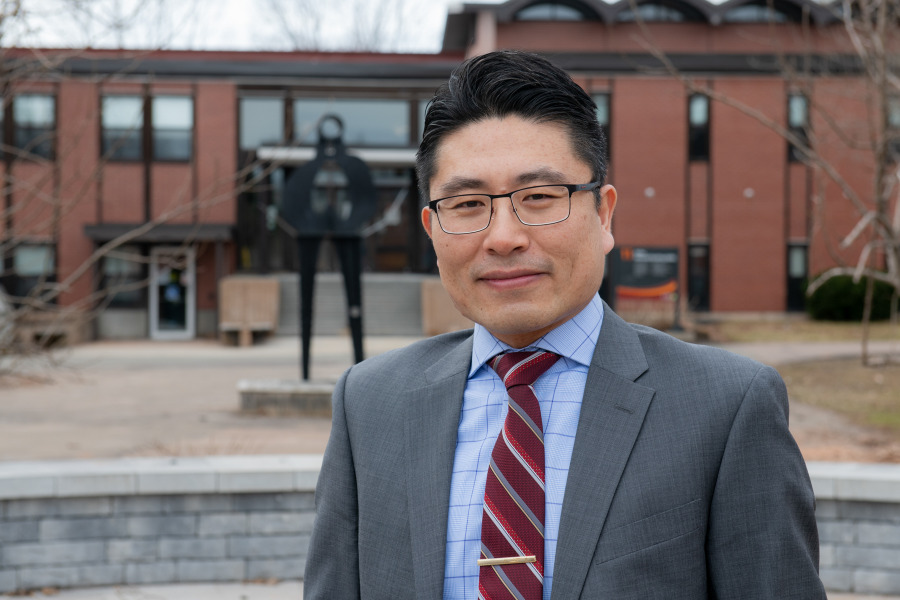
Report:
777,359,900,432
699,318,900,344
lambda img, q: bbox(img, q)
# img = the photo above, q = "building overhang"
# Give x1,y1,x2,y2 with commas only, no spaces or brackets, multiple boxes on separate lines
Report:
256,146,418,167
84,223,233,244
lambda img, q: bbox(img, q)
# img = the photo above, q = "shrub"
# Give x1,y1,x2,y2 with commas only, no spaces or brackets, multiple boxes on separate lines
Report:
806,275,897,321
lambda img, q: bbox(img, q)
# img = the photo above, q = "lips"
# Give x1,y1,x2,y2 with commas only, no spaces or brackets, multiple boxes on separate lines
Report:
477,268,546,290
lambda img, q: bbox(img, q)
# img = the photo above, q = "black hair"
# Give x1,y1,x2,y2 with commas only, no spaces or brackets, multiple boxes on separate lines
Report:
415,50,608,204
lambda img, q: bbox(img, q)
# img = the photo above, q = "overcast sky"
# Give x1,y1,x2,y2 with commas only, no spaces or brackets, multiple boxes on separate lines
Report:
5,0,503,53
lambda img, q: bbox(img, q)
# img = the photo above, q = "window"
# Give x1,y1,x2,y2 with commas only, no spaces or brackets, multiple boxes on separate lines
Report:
294,98,410,146
688,94,710,161
240,97,285,150
102,96,144,161
888,96,900,162
617,3,689,22
418,100,429,141
593,93,611,159
9,244,56,300
152,96,193,161
516,2,590,20
786,243,808,311
102,245,145,308
788,94,809,162
687,243,710,311
14,94,55,159
723,3,792,23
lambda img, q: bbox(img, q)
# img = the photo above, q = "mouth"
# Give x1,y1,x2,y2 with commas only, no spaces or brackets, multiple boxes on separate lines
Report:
478,269,546,290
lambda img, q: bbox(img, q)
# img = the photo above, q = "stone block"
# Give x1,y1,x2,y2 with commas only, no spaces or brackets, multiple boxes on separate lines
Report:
819,567,852,592
817,520,856,544
128,515,197,537
0,570,16,594
57,473,135,497
854,569,900,595
233,493,311,512
839,500,900,523
246,558,306,580
0,520,38,543
126,561,176,585
176,559,244,582
57,497,112,517
138,472,217,495
17,566,79,590
198,514,248,537
228,535,311,559
165,495,233,514
159,538,227,559
113,496,166,515
77,564,124,587
239,380,333,417
815,499,839,519
107,539,159,562
40,517,129,541
857,522,900,546
0,476,55,500
249,512,315,535
819,544,836,568
4,498,57,520
218,471,294,494
836,545,900,570
2,541,105,566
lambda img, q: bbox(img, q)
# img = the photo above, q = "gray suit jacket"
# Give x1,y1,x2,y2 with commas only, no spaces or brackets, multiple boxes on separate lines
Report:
304,306,825,599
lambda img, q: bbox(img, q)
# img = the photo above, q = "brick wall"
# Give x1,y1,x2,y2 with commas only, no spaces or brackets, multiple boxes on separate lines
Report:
0,457,898,595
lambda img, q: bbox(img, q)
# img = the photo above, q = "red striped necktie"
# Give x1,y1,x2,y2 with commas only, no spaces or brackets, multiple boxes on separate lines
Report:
478,350,560,600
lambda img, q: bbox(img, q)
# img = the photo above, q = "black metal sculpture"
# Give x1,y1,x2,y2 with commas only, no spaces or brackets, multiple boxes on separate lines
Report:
282,115,377,380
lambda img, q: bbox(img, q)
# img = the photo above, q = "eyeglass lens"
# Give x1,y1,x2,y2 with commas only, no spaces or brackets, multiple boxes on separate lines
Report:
436,185,572,233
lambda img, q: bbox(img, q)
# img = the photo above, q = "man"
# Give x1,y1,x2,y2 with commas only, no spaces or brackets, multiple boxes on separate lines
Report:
304,50,825,599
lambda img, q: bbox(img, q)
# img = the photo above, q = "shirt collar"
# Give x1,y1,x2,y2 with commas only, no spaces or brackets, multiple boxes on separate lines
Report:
469,294,604,377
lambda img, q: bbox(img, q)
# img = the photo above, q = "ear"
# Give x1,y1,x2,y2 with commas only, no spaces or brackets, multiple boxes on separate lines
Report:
598,184,617,253
421,206,434,238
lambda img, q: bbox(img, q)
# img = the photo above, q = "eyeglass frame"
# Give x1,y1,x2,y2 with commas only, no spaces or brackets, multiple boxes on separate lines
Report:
427,181,603,235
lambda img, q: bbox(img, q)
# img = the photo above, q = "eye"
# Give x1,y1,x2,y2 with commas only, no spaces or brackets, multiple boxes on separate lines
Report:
442,195,488,211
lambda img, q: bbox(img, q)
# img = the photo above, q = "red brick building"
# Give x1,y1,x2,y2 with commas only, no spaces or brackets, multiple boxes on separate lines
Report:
1,0,894,340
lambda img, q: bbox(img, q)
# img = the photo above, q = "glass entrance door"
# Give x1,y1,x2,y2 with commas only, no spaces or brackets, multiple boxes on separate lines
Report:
149,247,196,340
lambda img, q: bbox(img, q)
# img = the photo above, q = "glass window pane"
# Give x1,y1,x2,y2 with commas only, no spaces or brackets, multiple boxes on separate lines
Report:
14,246,55,276
103,96,143,128
294,98,409,146
517,3,586,20
888,96,900,128
153,96,193,160
240,97,285,150
14,95,54,126
689,95,709,126
14,95,55,158
789,246,807,278
723,4,789,23
593,94,609,126
789,95,808,128
102,96,144,161
153,96,193,129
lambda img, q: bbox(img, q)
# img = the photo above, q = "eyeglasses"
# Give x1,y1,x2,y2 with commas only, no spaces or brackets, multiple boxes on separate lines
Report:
428,182,601,235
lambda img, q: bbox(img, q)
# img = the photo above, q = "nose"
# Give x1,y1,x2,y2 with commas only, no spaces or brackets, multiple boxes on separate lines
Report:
482,197,529,255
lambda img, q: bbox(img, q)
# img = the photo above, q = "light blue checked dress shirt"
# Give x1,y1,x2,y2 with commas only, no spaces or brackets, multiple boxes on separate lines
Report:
442,294,604,600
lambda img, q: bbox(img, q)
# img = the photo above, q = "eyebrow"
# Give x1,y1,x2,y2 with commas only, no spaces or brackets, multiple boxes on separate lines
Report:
435,167,572,198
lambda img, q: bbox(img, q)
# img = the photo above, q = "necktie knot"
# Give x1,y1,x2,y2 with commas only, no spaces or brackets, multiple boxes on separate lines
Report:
490,350,561,390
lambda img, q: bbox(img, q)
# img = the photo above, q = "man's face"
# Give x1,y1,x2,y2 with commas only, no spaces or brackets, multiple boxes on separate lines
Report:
421,116,617,348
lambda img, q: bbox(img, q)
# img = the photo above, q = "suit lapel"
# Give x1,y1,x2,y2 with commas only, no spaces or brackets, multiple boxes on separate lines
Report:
405,336,472,599
551,308,655,600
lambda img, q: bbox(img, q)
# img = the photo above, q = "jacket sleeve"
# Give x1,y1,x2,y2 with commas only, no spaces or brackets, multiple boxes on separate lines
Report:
706,364,827,598
303,369,361,600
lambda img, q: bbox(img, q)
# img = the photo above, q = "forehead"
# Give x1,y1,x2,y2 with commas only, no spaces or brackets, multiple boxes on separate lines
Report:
432,116,587,184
